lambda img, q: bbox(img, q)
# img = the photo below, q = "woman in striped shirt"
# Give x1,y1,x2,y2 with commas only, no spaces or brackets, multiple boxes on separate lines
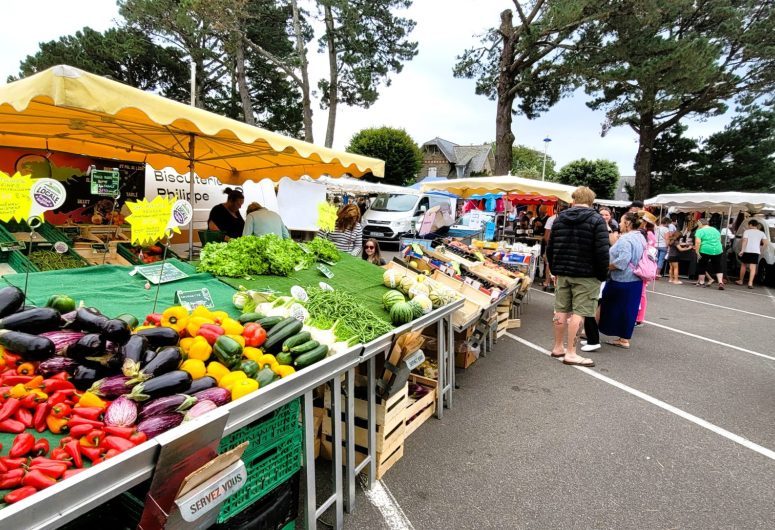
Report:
318,204,364,256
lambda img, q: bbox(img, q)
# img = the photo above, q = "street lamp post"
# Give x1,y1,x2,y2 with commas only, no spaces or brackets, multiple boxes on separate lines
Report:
541,136,552,181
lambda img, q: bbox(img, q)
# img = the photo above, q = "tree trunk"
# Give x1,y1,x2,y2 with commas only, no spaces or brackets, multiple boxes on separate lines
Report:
323,5,338,148
290,0,314,143
633,106,656,200
235,39,256,125
495,9,516,176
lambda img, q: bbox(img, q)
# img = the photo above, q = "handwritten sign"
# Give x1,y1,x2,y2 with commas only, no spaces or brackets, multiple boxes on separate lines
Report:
175,288,215,310
134,262,189,285
90,169,120,197
0,172,67,222
125,196,181,246
317,202,338,231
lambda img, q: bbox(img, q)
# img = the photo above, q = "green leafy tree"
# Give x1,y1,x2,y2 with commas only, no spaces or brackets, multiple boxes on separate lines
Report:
576,0,775,199
346,127,422,186
555,158,619,199
454,1,608,175
511,144,556,180
649,125,701,195
10,27,188,101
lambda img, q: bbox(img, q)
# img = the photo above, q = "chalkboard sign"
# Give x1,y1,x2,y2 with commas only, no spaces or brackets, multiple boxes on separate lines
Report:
90,169,120,197
133,262,189,284
62,226,80,239
91,243,110,253
175,288,215,310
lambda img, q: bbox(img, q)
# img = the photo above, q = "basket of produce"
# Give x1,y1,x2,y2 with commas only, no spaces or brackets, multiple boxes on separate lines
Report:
26,244,90,271
0,220,73,246
117,243,181,265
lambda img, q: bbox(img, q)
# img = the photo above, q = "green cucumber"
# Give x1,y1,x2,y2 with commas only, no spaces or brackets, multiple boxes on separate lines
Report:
258,316,285,329
289,340,320,355
264,319,304,352
265,317,298,338
238,312,265,324
276,351,293,365
282,331,311,352
294,344,328,368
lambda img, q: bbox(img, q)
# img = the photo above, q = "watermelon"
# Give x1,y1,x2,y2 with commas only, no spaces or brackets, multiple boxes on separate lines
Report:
409,300,424,318
382,290,405,310
383,269,400,288
411,295,432,315
389,301,415,325
408,283,430,299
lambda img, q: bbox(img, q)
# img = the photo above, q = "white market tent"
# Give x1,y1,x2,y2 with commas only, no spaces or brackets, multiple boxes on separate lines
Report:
645,192,775,213
419,175,576,203
302,175,419,196
595,199,631,209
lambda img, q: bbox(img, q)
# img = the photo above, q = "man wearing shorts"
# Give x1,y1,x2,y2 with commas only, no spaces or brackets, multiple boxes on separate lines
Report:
546,186,610,367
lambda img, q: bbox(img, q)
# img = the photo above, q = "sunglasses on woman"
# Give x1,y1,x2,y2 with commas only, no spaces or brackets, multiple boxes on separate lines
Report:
365,245,375,249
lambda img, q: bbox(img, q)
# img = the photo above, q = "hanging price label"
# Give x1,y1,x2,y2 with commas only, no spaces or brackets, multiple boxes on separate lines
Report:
125,196,189,246
0,172,67,223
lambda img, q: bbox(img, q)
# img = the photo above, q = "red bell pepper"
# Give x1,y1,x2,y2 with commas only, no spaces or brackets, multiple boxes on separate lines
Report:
64,440,83,468
67,417,104,429
129,431,148,446
50,403,72,419
198,324,225,345
144,313,163,326
33,402,49,433
9,433,35,458
71,406,103,420
22,469,56,490
29,461,68,479
103,436,134,452
79,429,105,448
32,438,49,457
62,468,84,480
0,418,26,434
4,486,38,504
104,426,134,439
41,379,74,393
0,397,21,422
242,322,267,347
0,457,27,470
79,446,103,463
69,424,94,439
0,469,25,489
14,408,33,429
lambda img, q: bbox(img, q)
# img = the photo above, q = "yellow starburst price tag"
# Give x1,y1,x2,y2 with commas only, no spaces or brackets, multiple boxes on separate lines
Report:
0,172,34,223
317,202,338,231
125,196,181,246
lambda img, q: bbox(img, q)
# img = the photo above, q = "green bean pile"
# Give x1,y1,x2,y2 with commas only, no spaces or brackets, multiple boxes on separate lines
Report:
29,250,87,271
305,287,393,343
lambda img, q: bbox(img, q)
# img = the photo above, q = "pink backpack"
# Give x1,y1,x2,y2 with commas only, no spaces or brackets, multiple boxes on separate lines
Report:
630,235,657,281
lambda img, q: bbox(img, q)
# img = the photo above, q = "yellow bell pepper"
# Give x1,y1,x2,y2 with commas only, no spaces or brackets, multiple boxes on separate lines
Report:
9,384,29,399
186,315,214,337
30,389,48,401
272,365,296,378
242,347,263,362
78,391,107,409
206,361,230,383
219,370,247,391
161,306,190,333
226,334,245,348
221,318,244,336
188,336,213,362
134,324,156,331
180,359,207,379
192,305,214,318
179,337,195,354
256,354,277,369
209,310,229,325
231,378,259,401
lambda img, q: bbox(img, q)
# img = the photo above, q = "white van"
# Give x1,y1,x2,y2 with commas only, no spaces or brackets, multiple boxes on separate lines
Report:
362,193,456,242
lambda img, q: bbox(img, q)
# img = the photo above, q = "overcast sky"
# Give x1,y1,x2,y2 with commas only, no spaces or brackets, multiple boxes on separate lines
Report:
0,0,735,175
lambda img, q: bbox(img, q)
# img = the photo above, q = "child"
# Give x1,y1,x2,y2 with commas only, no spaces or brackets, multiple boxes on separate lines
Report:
667,231,692,284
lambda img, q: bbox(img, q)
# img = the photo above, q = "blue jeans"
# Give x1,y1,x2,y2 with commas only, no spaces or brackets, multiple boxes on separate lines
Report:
656,247,668,275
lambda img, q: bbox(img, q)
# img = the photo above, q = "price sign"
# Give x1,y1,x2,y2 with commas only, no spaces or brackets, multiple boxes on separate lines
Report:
133,262,189,284
175,288,215,310
0,241,25,252
61,226,80,239
125,196,181,246
317,264,334,278
90,169,120,197
317,202,338,231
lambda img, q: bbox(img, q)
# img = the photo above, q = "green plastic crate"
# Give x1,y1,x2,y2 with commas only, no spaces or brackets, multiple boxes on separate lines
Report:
219,398,300,464
217,429,302,524
0,220,73,245
0,248,39,274
26,241,90,271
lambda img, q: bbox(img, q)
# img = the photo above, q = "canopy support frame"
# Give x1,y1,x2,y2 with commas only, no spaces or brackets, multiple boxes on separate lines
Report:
187,134,196,259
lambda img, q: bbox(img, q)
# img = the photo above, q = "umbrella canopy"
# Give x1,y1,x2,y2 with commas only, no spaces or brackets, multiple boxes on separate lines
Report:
0,65,384,184
420,175,575,203
645,192,775,213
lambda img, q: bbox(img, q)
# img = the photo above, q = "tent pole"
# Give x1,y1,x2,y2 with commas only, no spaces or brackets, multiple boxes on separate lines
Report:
188,134,196,259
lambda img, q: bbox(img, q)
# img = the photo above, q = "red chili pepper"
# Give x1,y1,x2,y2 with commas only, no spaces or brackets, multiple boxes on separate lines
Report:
41,379,74,393
71,406,103,419
13,408,33,429
198,324,225,345
9,433,35,458
104,426,134,439
69,424,93,439
242,322,267,347
0,457,27,470
50,448,70,462
144,313,163,326
62,468,84,480
128,431,148,446
32,438,49,457
79,446,102,463
49,372,70,381
48,389,78,406
29,461,69,479
0,418,27,434
58,436,73,448
50,403,72,419
103,436,134,452
33,402,49,433
0,469,25,489
4,486,38,504
20,393,39,409
0,460,6,473
22,469,56,490
67,417,104,429
1,375,33,386
0,397,21,422
64,440,83,468
2,353,21,368
29,457,72,468
79,429,105,448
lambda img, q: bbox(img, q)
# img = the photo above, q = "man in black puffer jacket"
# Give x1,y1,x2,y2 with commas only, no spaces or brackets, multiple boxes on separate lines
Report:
546,186,610,367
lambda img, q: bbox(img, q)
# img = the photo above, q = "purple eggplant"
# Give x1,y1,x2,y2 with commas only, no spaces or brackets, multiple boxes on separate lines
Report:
39,331,85,355
184,400,217,421
105,396,139,427
143,349,157,365
89,375,134,399
37,357,81,377
73,307,130,344
120,335,148,377
137,412,184,438
185,376,217,395
72,364,108,390
127,370,192,402
68,333,105,361
0,286,25,318
0,331,55,360
192,387,231,407
0,307,61,334
135,327,179,348
130,347,182,382
140,394,197,420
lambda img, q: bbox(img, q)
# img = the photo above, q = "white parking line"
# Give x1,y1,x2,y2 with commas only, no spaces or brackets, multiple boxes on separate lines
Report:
530,288,775,362
505,332,775,462
359,475,414,530
646,291,775,321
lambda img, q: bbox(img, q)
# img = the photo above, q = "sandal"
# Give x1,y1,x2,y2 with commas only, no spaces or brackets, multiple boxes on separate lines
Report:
605,340,630,350
563,356,595,367
550,350,566,358
735,281,743,285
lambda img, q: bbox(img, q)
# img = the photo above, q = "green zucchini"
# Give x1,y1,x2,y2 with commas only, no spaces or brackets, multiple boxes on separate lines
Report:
276,352,293,365
282,332,311,352
258,316,285,329
238,312,265,324
294,344,328,368
289,340,319,355
265,317,298,338
264,319,304,352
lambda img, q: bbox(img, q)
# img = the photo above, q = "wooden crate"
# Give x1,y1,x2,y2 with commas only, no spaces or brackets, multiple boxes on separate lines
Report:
404,375,437,438
313,407,325,459
321,384,408,480
456,347,479,369
431,270,489,329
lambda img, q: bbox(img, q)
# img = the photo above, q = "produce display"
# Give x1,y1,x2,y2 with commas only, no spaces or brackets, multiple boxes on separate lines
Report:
382,269,459,326
28,250,86,272
121,244,168,264
303,287,393,344
198,235,340,278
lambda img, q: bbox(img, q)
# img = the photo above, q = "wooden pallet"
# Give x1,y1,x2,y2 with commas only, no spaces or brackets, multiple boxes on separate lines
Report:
404,375,437,438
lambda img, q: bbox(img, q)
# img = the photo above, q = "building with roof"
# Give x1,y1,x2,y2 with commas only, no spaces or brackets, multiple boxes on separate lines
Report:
419,137,495,180
615,175,635,201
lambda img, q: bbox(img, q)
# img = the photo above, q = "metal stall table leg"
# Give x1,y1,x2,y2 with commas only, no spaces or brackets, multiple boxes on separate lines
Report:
436,317,446,419
447,314,455,408
353,352,381,491
344,368,356,513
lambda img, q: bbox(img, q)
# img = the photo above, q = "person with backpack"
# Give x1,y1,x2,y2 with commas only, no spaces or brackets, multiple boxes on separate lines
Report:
598,212,650,349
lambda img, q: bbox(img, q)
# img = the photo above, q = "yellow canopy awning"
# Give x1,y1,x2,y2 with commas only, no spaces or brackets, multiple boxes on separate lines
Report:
420,175,575,203
0,65,384,184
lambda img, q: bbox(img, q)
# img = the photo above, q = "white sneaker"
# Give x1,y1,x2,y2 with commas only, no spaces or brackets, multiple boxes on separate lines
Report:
581,343,601,352
580,340,588,346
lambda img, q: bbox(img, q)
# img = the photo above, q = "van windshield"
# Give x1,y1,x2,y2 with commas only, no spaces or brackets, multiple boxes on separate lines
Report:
370,193,418,212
